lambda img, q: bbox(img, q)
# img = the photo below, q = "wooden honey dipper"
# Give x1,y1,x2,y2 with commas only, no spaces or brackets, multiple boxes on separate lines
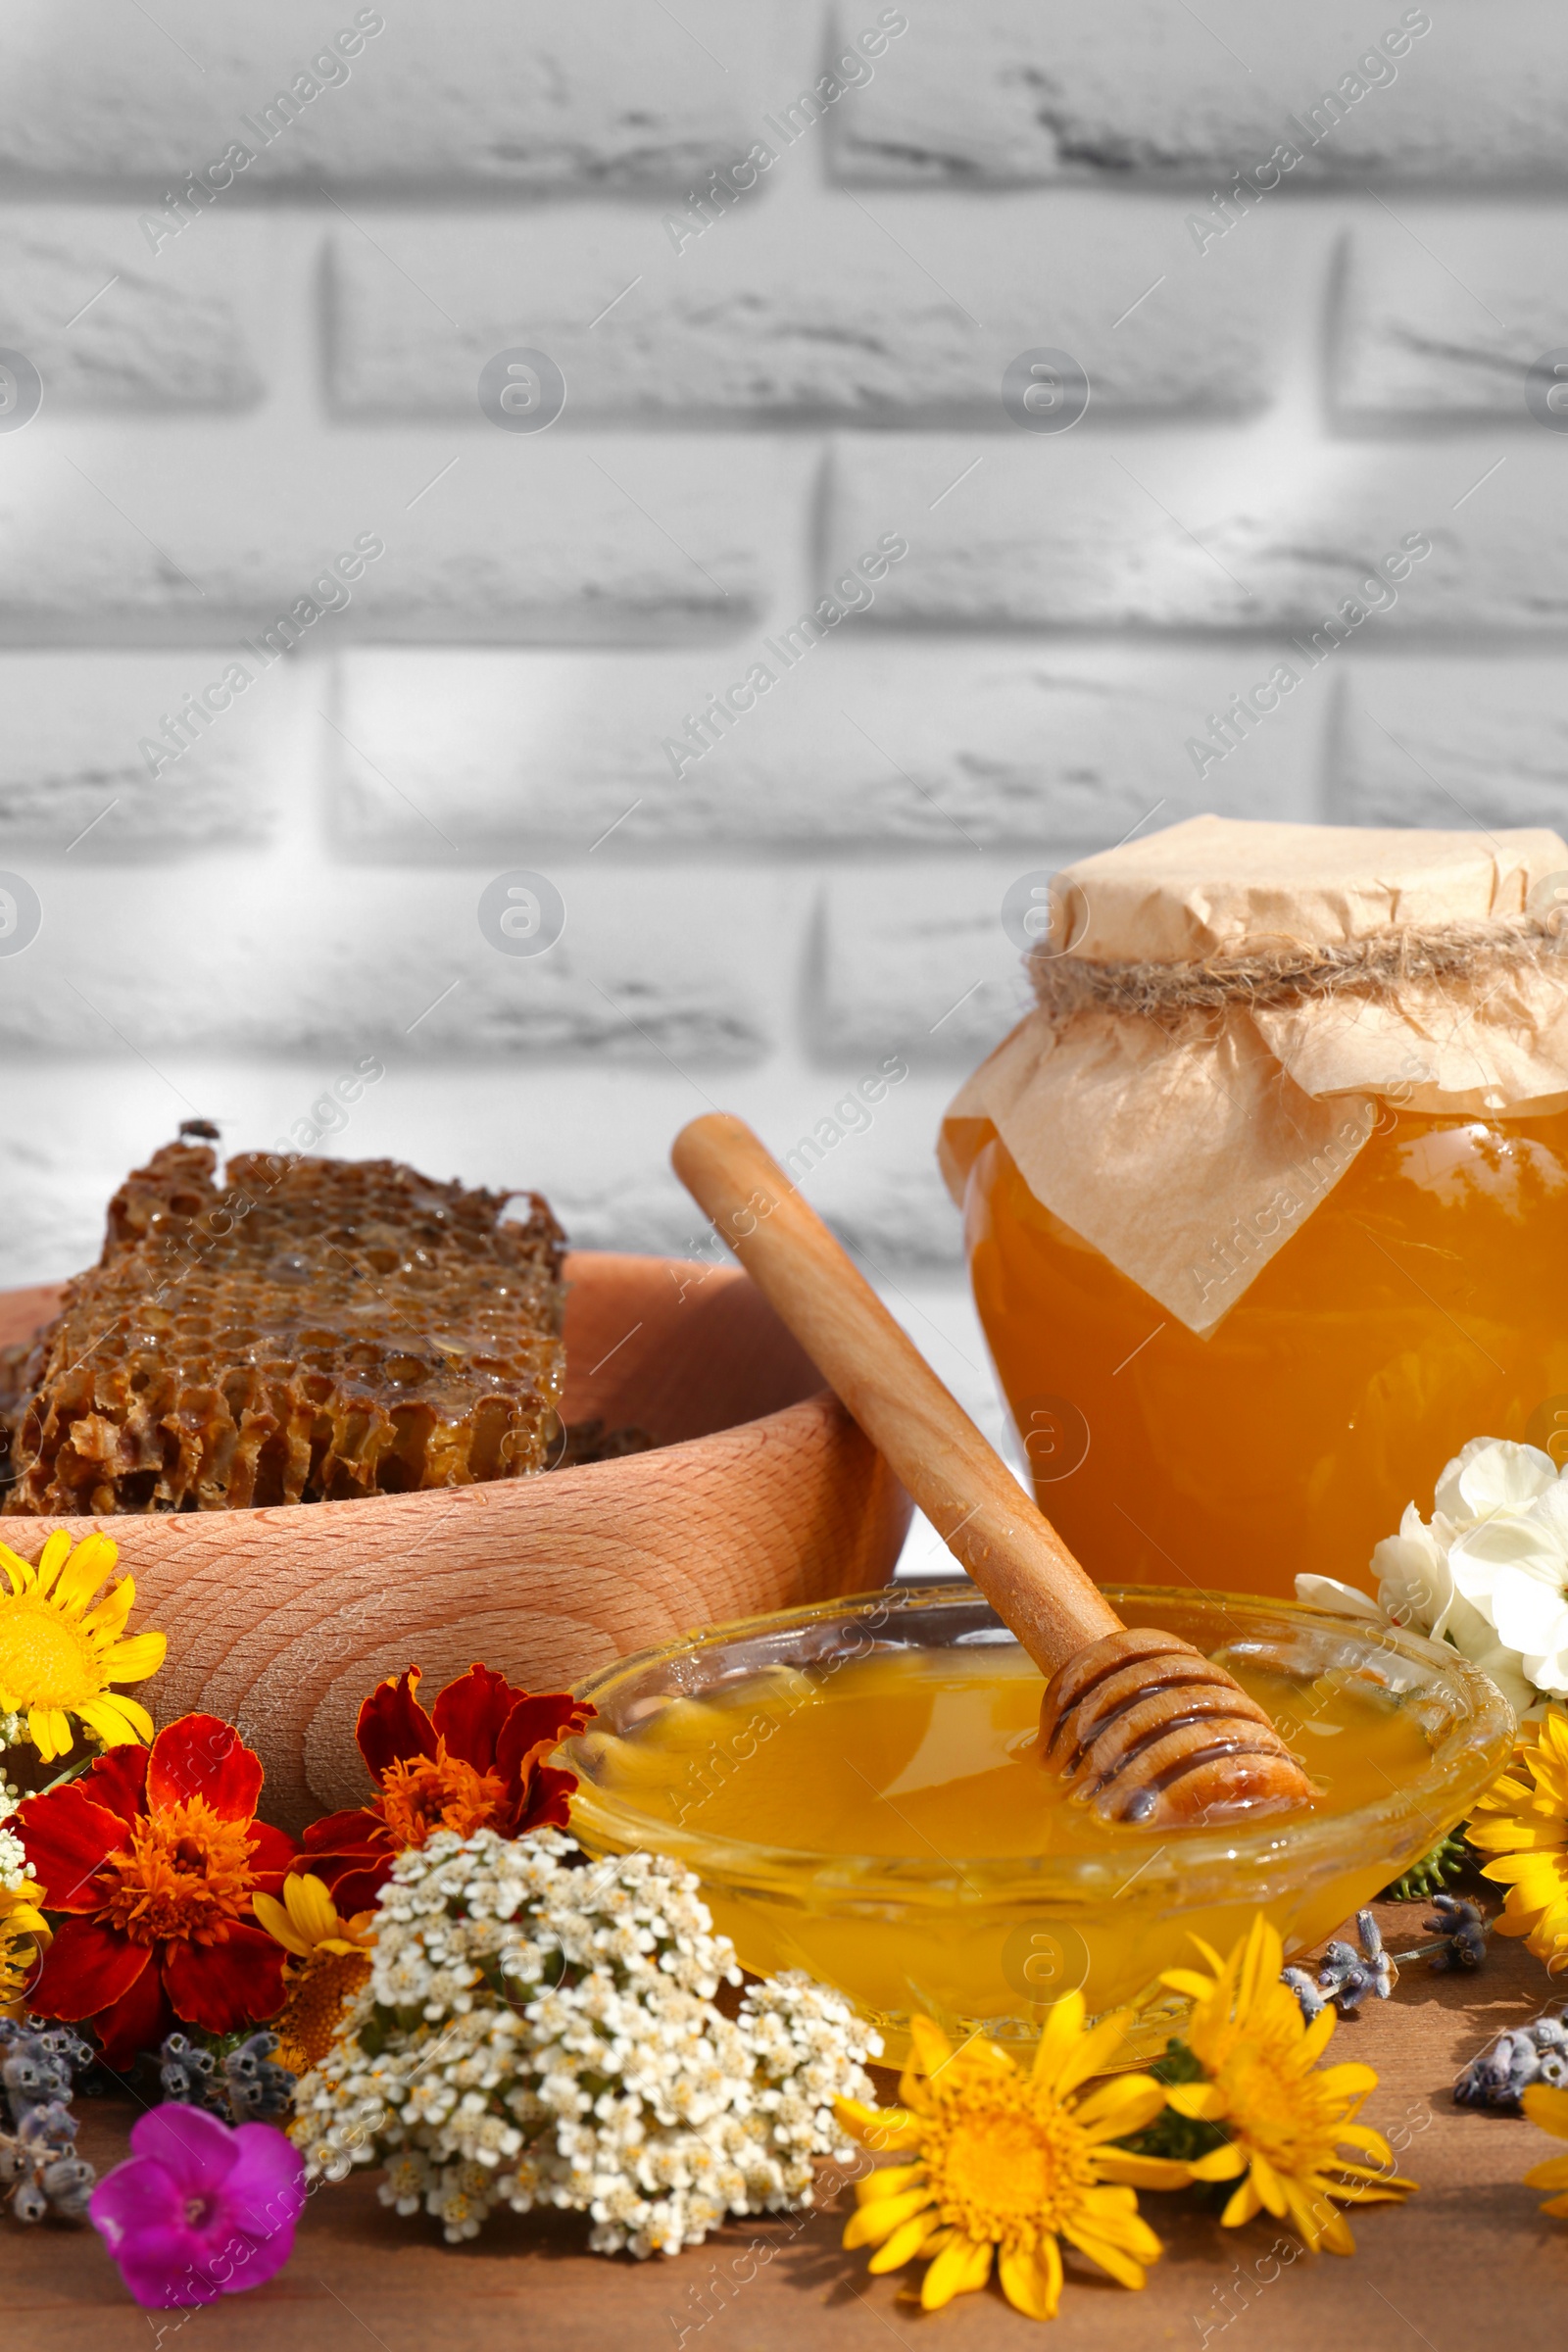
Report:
672,1115,1317,1830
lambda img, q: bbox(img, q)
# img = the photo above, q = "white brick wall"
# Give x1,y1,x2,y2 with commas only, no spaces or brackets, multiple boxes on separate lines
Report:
1,0,1566,1541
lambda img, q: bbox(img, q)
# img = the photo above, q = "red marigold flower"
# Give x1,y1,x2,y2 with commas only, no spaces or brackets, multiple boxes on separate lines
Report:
302,1663,592,1912
17,1714,296,2071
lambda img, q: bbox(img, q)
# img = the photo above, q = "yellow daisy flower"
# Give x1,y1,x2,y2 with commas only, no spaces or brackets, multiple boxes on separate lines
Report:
1159,1914,1415,2253
833,1995,1185,2321
1522,2082,1568,2218
0,1878,51,2018
0,1531,166,1762
254,1872,376,2076
1469,1708,1568,1970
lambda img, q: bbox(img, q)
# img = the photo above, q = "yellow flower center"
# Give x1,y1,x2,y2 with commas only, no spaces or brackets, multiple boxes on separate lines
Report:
272,1947,373,2074
1200,2021,1340,2173
99,1798,260,1945
0,1592,105,1708
925,2082,1094,2250
376,1741,509,1848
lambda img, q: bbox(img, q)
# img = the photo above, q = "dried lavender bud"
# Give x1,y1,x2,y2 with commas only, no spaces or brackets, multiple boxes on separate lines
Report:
1354,1910,1398,2001
1316,1912,1397,2013
0,2092,94,2223
2,2040,75,2123
158,2032,225,2113
37,2156,95,2220
223,2033,295,2124
1280,1965,1327,2024
1426,1894,1488,1973
31,2028,94,2076
1454,2019,1564,2109
11,2176,47,2225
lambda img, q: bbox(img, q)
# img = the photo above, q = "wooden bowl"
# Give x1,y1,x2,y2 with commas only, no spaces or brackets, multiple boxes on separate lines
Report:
0,1252,910,1832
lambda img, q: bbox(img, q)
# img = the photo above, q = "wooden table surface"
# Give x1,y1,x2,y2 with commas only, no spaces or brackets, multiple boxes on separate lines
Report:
12,1894,1568,2350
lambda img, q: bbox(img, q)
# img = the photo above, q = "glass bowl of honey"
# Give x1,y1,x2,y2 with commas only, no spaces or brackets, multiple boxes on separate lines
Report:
564,1582,1514,2068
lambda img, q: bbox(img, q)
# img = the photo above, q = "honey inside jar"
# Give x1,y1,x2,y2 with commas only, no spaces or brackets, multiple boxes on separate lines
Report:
952,1106,1568,1602
571,1628,1449,2061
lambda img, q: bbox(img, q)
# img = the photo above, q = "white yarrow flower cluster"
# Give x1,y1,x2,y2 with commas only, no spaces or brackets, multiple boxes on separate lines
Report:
289,1826,881,2257
1298,1435,1568,1717
0,1768,27,1892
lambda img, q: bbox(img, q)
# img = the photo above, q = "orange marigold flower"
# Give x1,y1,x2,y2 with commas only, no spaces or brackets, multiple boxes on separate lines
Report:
301,1663,592,1911
17,1713,295,2069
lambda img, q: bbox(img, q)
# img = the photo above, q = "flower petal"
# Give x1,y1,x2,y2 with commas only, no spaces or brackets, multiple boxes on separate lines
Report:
31,1915,150,2023
245,1820,299,1895
496,1690,594,1785
1297,1574,1387,1622
1455,1440,1559,1520
1248,2150,1290,2219
81,1740,152,1826
1061,2226,1150,2290
79,1574,136,1642
223,2123,307,2245
430,1663,527,1773
284,1872,339,1945
101,1631,168,1686
252,1890,313,1959
834,2098,921,2154
76,1695,155,1748
129,2102,240,2195
1098,2151,1194,2190
1316,2060,1377,2102
906,2014,956,2082
1054,2008,1135,2096
50,1536,117,1614
148,1715,263,1823
843,2188,929,2247
162,1924,286,2039
34,1528,73,1594
1167,2083,1226,2121
855,2163,926,2206
1030,1986,1088,2089
27,1704,69,1762
89,1942,173,2071
1221,2174,1262,2229
90,2148,185,2244
920,2234,993,2310
356,1668,436,1778
1491,1565,1568,1663
1524,2084,1568,2141
1074,2076,1166,2139
1000,2241,1061,2321
867,2213,942,2274
14,1784,128,1908
1158,1968,1217,2003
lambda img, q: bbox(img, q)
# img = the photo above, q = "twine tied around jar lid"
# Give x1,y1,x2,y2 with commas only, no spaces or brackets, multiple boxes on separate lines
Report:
942,817,1568,1334
1029,908,1568,1022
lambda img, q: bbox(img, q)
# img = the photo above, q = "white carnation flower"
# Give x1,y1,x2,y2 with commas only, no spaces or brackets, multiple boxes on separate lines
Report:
1297,1435,1562,1716
289,1825,880,2256
1449,1476,1568,1699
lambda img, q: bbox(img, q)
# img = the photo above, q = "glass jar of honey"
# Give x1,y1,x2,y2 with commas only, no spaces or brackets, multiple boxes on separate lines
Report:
942,818,1568,1601
948,1107,1568,1602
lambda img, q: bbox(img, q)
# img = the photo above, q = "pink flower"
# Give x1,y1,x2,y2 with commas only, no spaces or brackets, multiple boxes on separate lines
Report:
89,2102,304,2308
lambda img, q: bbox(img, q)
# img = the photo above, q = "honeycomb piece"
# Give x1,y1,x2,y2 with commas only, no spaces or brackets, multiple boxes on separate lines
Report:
3,1142,566,1515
